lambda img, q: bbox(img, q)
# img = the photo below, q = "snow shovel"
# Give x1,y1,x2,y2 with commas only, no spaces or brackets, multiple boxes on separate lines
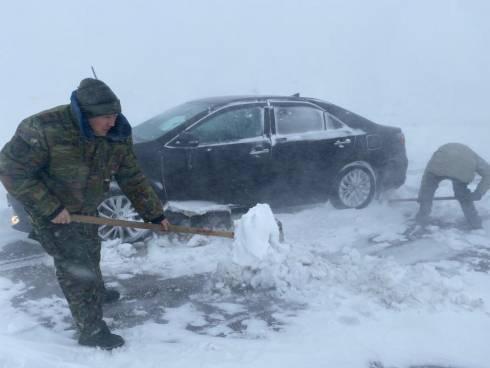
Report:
388,196,456,203
70,214,235,239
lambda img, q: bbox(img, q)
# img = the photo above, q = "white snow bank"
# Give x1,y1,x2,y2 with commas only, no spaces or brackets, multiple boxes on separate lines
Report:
213,204,301,291
212,203,486,313
165,201,231,217
231,203,284,267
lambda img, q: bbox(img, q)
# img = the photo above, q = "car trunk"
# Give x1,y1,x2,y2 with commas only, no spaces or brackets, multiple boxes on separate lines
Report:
319,101,408,189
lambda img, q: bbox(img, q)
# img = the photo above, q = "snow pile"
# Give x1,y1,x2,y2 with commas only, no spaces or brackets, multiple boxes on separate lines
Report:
211,204,484,312
231,203,284,267
214,204,300,291
165,200,231,217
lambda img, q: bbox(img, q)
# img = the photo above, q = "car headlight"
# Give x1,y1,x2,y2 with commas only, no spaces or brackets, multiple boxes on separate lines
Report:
11,215,20,225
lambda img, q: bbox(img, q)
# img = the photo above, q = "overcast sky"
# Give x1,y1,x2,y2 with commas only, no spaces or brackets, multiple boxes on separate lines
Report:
1,0,490,144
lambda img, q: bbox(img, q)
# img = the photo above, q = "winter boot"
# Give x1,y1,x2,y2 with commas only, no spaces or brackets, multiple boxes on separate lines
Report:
78,324,125,350
103,288,120,304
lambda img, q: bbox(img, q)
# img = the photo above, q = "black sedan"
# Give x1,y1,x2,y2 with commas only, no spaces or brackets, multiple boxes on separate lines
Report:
131,94,407,207
8,94,408,240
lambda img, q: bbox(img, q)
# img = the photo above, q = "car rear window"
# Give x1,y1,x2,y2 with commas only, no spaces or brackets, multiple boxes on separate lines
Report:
275,106,324,135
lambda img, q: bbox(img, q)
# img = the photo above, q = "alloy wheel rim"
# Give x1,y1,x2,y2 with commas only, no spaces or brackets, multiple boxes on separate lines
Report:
97,195,148,241
338,168,372,208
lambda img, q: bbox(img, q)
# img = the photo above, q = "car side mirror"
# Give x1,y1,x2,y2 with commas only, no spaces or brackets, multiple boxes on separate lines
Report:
174,132,200,147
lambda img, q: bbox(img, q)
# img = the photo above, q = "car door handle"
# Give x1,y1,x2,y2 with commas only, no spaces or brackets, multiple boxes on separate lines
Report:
250,147,270,156
334,138,352,148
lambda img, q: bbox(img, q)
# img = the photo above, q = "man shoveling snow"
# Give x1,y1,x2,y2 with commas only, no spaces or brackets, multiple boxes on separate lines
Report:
0,78,169,350
415,143,490,230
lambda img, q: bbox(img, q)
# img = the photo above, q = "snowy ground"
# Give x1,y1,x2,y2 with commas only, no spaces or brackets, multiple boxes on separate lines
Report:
2,1,490,366
0,119,490,368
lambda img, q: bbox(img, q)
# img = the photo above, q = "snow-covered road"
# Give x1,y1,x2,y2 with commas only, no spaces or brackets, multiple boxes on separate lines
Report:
0,181,489,368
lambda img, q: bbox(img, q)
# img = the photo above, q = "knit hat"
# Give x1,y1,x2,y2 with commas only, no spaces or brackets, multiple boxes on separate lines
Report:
76,78,121,117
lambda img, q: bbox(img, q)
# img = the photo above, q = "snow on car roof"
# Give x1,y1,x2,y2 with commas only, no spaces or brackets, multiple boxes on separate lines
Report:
187,94,323,108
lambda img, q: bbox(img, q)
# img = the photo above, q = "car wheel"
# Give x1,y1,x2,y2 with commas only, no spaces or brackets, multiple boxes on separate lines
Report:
97,195,150,242
330,165,376,209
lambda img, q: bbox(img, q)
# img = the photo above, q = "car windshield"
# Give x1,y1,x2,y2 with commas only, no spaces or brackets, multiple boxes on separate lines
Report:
133,101,210,141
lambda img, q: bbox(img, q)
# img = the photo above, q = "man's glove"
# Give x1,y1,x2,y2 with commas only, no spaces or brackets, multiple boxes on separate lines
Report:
471,191,483,201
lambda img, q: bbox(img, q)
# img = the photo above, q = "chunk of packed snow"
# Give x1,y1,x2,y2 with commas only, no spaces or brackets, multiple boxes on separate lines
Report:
231,203,283,267
214,204,298,291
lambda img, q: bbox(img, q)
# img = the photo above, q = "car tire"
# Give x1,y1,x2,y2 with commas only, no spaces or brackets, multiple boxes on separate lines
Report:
97,195,150,242
330,164,376,209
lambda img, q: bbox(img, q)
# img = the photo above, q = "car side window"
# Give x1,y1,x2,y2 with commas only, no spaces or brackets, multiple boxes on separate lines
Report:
325,112,345,130
190,106,263,144
274,106,324,135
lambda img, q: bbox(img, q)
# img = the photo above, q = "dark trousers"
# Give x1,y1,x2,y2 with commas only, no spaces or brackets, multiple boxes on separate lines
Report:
35,222,107,335
416,171,482,229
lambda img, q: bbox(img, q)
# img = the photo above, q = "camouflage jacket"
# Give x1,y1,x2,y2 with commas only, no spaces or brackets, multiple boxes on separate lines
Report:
0,93,165,226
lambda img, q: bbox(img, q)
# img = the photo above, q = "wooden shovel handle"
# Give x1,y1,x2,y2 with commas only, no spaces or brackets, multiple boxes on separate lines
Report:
71,214,234,239
388,196,456,203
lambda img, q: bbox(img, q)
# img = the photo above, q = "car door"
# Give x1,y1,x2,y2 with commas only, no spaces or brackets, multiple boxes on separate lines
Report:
169,103,272,204
270,102,360,203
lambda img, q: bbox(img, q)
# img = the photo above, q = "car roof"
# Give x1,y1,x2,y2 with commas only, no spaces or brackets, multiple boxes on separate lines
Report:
187,94,326,109
185,96,383,132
